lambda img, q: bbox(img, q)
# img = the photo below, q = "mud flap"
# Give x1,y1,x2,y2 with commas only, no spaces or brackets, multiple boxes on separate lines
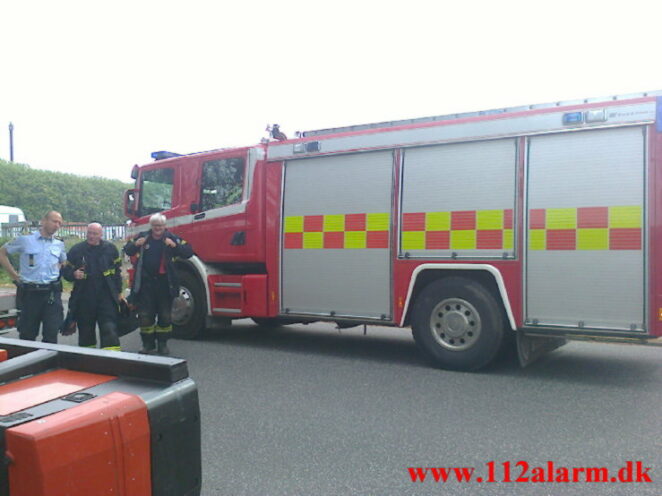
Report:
517,332,567,367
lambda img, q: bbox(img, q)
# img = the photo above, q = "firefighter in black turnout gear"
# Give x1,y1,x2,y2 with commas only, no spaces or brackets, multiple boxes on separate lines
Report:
62,223,123,350
124,213,193,355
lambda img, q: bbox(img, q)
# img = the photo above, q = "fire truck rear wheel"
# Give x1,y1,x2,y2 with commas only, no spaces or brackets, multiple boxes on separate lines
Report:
411,276,504,371
172,270,206,339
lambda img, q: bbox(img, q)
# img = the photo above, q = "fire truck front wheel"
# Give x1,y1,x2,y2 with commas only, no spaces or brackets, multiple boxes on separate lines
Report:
411,277,505,371
172,270,206,339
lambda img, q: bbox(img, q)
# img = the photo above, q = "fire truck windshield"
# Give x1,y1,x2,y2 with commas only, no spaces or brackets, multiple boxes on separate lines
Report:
139,168,174,217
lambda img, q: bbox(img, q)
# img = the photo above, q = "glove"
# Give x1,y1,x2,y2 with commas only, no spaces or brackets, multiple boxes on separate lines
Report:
60,313,78,336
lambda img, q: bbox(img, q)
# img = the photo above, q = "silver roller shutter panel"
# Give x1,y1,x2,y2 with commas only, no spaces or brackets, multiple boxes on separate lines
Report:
281,151,393,319
526,126,645,331
401,139,518,258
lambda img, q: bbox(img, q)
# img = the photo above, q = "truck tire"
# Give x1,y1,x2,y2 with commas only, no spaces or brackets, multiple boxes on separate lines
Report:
172,270,206,339
411,276,505,371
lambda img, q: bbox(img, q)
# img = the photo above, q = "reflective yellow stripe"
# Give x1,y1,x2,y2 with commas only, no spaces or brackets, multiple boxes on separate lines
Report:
476,209,503,230
155,325,172,333
451,230,476,250
503,229,514,250
103,268,116,276
102,346,121,352
83,344,96,348
284,216,304,233
141,326,155,335
546,208,576,229
286,212,390,249
344,231,366,249
113,257,122,264
303,232,323,249
366,213,389,231
609,206,641,228
402,231,425,250
323,214,344,232
577,228,609,250
426,212,450,231
529,229,546,250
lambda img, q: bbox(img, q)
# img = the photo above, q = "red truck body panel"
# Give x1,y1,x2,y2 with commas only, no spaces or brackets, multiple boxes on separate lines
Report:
125,92,662,343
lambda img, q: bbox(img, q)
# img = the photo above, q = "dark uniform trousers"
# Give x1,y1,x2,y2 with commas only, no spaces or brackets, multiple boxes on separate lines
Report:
77,291,120,349
138,274,173,343
17,285,63,343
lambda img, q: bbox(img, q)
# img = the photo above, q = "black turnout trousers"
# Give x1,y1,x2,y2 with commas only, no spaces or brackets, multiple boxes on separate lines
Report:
138,274,173,329
76,291,120,348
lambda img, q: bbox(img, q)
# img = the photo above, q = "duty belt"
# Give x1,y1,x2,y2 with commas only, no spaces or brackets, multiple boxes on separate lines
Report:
22,281,62,291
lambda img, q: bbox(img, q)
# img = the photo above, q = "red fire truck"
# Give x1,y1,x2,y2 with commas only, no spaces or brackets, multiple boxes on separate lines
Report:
124,90,662,370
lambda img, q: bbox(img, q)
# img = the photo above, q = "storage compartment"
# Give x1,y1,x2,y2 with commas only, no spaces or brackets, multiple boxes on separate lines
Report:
208,274,268,317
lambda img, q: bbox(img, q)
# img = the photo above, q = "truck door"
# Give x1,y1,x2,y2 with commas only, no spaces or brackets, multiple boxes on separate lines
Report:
182,151,250,263
525,126,646,332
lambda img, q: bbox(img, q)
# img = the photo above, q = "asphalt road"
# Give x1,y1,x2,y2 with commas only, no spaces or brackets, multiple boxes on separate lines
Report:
3,318,661,495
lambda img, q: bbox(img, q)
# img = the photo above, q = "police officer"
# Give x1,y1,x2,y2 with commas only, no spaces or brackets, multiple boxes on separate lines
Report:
0,210,66,343
124,213,193,355
61,223,122,350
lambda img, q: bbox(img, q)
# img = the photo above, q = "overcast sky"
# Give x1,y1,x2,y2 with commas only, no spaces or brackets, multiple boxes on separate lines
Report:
1,0,661,183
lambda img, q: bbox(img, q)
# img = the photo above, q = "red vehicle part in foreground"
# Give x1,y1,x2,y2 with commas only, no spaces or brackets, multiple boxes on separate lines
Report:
0,337,201,496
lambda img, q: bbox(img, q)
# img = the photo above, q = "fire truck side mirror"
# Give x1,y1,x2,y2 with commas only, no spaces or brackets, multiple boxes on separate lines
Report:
124,189,138,218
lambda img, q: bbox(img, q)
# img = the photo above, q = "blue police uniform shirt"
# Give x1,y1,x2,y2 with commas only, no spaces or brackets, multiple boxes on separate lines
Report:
3,231,66,284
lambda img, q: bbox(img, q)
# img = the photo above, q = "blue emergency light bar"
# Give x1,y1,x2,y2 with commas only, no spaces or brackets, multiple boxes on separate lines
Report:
151,150,182,160
562,112,584,125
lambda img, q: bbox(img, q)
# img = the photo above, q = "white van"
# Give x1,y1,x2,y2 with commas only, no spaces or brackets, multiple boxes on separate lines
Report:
0,206,26,225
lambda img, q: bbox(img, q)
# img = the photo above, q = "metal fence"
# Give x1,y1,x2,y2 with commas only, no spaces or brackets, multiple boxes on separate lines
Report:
0,222,127,240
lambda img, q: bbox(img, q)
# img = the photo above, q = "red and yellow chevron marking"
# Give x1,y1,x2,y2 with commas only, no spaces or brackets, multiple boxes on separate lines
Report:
284,213,390,249
528,206,642,250
401,209,514,250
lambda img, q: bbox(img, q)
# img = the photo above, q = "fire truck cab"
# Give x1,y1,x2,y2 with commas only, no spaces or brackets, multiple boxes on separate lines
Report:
125,91,662,370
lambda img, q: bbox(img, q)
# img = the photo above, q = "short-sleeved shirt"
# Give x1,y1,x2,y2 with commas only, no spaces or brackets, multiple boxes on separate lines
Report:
3,231,66,284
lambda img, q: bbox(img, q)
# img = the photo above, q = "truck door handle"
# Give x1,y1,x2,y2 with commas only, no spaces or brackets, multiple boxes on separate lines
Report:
194,213,206,220
231,231,246,245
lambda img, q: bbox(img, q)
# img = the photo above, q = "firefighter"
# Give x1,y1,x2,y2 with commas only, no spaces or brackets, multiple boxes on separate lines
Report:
0,210,66,343
61,223,123,350
124,213,193,355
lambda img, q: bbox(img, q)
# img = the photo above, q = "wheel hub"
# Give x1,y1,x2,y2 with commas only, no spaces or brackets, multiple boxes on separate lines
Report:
429,298,481,351
172,286,194,325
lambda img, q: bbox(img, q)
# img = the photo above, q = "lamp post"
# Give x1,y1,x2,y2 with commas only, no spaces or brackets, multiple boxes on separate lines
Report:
8,122,14,162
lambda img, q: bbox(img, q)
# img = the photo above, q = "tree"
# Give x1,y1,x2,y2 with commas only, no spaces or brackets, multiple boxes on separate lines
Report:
0,159,131,223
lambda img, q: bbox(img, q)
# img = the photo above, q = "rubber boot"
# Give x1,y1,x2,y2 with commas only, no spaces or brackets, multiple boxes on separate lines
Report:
139,332,156,354
156,336,170,356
